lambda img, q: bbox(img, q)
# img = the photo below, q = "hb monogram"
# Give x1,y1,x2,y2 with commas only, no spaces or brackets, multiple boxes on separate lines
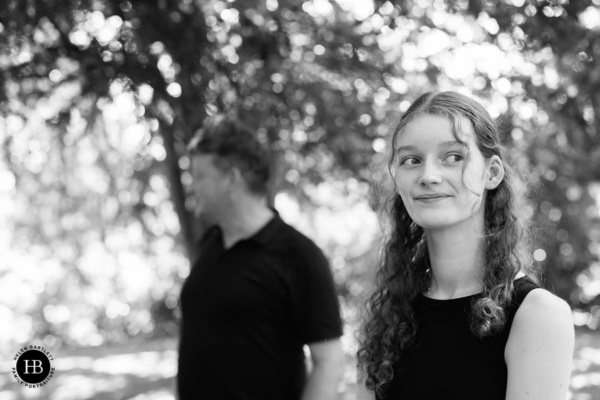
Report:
22,360,44,374
13,348,54,386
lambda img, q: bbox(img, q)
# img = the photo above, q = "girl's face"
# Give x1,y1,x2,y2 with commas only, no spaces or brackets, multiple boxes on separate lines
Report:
393,113,502,231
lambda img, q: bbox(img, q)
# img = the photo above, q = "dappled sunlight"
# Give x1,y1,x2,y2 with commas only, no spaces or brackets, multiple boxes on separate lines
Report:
570,331,600,399
275,178,379,258
336,0,375,21
90,350,177,378
0,55,185,352
52,374,116,400
1,0,600,397
129,390,175,400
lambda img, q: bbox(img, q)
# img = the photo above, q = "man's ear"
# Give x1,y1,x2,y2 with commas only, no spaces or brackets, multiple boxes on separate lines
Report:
485,155,505,190
228,166,245,189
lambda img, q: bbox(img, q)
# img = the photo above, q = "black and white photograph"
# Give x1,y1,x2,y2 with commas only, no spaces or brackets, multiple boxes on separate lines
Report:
0,0,599,399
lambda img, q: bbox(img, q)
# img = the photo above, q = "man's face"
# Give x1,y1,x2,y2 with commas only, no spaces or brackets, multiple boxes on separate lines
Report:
190,154,231,225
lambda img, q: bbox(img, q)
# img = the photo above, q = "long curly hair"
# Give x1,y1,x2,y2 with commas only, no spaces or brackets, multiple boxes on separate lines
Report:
357,91,539,396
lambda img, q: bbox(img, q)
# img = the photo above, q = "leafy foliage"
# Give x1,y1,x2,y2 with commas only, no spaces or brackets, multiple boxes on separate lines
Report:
1,0,600,349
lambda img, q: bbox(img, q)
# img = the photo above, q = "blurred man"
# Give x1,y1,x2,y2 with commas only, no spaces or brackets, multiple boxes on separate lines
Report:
178,115,344,400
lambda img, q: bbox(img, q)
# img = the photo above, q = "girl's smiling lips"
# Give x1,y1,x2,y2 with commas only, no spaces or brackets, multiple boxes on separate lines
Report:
414,193,452,202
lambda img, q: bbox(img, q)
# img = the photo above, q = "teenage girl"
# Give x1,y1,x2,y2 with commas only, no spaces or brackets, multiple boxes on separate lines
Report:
357,91,574,400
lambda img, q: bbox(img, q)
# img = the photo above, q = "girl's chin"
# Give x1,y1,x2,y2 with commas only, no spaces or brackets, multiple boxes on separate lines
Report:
412,216,465,229
416,222,456,230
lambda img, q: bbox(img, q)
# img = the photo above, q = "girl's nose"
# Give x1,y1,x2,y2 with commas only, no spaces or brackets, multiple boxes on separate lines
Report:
419,163,442,186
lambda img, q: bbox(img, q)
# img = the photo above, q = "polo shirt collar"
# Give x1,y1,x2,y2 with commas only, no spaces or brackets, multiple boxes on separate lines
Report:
248,209,283,246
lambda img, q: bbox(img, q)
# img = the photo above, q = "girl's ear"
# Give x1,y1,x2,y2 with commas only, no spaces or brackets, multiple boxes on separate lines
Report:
485,155,504,190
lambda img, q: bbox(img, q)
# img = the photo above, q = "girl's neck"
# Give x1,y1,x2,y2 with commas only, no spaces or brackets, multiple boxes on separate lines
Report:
424,221,485,300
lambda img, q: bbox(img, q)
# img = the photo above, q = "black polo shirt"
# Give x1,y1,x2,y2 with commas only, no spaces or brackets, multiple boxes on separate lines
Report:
178,214,343,400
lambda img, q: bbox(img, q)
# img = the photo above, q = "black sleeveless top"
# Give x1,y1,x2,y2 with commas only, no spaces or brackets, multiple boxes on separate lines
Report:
379,276,539,400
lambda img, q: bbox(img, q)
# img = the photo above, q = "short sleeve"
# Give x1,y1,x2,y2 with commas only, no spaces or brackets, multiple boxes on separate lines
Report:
291,240,343,344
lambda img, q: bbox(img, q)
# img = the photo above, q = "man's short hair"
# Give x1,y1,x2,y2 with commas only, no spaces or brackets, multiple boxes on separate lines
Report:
188,115,271,196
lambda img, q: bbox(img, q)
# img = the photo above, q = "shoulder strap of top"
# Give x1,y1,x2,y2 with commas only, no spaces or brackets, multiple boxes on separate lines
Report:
503,276,541,334
513,276,540,304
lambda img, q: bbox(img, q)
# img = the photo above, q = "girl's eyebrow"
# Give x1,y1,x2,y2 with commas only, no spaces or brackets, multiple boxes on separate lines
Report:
395,145,417,154
395,141,465,154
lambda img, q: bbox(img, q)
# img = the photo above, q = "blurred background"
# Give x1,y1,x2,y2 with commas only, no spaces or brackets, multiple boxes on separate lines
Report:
0,0,599,399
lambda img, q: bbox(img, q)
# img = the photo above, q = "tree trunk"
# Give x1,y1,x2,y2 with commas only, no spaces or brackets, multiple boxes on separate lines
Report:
161,123,197,262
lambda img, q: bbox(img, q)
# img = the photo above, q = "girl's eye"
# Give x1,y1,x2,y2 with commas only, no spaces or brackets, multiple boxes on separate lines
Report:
400,157,420,166
445,153,464,162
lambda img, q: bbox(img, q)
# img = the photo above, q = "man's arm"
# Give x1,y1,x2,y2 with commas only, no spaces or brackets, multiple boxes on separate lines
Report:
302,338,345,400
